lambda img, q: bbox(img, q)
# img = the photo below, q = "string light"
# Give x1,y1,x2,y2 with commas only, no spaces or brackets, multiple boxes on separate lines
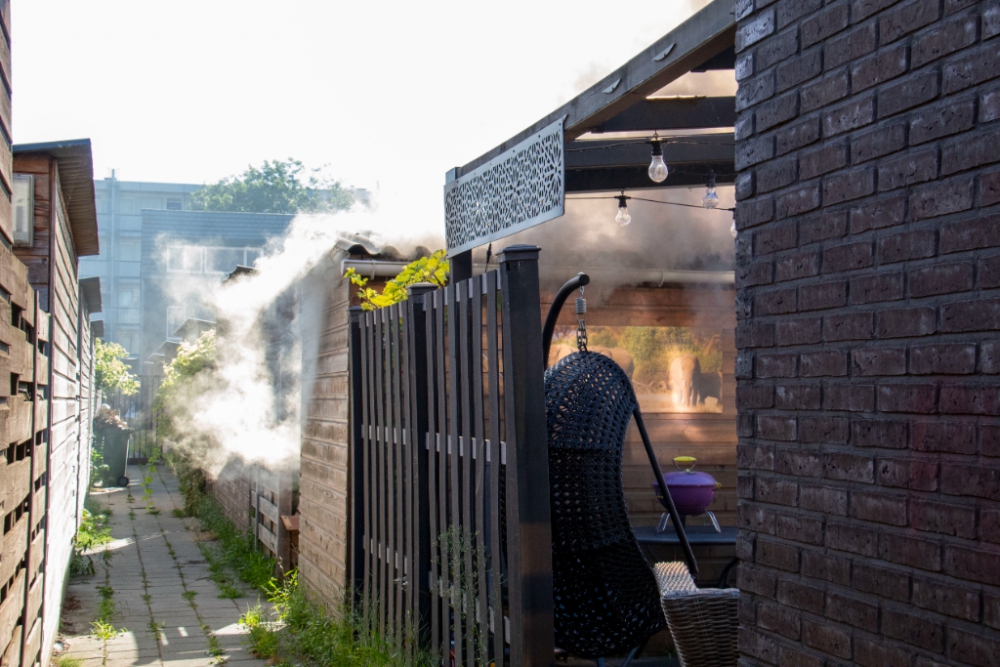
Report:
647,134,669,183
615,192,632,226
702,170,719,209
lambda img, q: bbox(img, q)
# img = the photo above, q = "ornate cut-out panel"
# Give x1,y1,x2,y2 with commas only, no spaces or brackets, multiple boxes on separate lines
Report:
445,119,565,255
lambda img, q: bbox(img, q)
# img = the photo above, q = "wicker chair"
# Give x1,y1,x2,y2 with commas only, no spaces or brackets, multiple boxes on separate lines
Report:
654,563,740,667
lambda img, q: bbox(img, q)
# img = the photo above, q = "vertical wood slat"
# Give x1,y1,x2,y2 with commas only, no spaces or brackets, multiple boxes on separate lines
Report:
458,281,476,664
385,306,397,635
485,271,504,666
498,246,553,667
373,309,386,632
445,283,464,666
348,308,366,608
401,301,413,637
426,292,440,656
391,304,405,637
470,275,489,662
435,289,449,664
364,312,377,620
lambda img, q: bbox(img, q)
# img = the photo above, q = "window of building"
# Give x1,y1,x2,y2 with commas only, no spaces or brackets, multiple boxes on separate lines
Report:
166,198,182,211
117,332,139,355
119,240,141,262
245,248,262,267
96,197,109,215
118,198,139,215
12,174,33,247
205,247,244,274
166,246,203,273
140,197,161,210
117,284,140,308
166,307,185,340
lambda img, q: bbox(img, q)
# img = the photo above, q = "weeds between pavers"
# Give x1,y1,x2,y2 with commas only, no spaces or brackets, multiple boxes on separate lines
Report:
70,499,113,576
55,656,83,667
90,543,126,639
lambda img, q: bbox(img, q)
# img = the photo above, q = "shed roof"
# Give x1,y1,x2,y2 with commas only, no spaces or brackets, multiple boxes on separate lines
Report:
80,276,102,314
13,139,100,256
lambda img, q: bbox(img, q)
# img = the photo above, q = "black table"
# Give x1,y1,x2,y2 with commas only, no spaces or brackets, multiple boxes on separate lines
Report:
633,525,739,587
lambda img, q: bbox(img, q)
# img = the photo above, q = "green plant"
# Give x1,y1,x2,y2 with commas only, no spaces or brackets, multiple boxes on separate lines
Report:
182,590,198,601
95,339,140,396
75,509,112,551
90,621,121,641
346,250,449,311
148,619,164,640
69,551,95,577
172,509,186,518
55,656,83,667
208,634,224,657
190,159,353,214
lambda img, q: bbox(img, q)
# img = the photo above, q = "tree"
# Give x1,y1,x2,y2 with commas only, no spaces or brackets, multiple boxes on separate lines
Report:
190,159,353,214
94,339,139,396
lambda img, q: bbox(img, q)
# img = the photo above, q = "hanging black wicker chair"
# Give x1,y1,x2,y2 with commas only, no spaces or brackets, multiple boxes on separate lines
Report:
543,274,698,665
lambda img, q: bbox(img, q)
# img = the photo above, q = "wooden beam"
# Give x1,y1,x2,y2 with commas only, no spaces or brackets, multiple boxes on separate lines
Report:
453,0,735,178
593,97,736,133
566,163,735,193
566,133,735,169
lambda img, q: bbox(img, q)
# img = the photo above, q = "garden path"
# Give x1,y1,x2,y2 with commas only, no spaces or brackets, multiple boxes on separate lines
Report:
57,465,268,667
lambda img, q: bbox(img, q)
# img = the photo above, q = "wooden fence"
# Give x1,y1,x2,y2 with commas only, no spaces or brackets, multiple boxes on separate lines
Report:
349,246,553,667
208,464,294,568
0,245,51,667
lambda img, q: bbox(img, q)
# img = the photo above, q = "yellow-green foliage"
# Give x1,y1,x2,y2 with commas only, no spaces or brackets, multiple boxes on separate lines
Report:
94,339,139,396
345,250,448,311
154,329,216,448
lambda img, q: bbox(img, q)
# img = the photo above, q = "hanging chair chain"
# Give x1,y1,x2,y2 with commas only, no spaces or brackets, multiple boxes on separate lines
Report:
576,285,588,352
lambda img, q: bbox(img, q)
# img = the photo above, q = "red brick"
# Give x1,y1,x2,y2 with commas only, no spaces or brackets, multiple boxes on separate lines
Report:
852,418,908,448
984,424,1000,457
882,606,945,651
823,384,875,412
910,176,974,220
980,169,1000,206
777,578,825,614
851,42,908,92
943,382,1000,415
801,71,849,113
979,255,1000,289
851,490,907,525
877,229,936,264
983,340,1000,374
877,149,938,191
824,22,877,70
737,135,776,170
801,3,850,48
850,272,905,304
800,209,847,244
823,451,874,482
799,280,847,310
828,519,880,555
910,419,977,453
913,577,980,621
737,196,776,230
739,627,778,663
941,125,1000,176
799,143,847,181
941,298,1000,333
757,537,800,571
737,72,776,111
758,415,798,441
853,561,911,601
910,499,977,538
802,619,851,658
940,213,1000,253
801,350,847,377
851,122,906,164
776,184,821,218
985,509,1000,542
757,352,798,378
878,457,938,490
823,167,875,204
880,71,941,119
909,97,976,145
775,317,822,346
855,638,910,667
849,194,907,233
985,1,1000,38
800,484,848,515
827,591,878,629
739,562,777,597
738,259,775,287
941,462,1000,499
756,25,799,69
948,628,1000,667
757,155,798,191
775,383,821,409
823,95,876,136
775,448,823,477
912,12,978,67
853,0,905,22
877,306,936,338
801,550,850,584
776,513,823,544
755,221,798,254
777,117,821,155
756,288,798,316
757,599,801,639
737,10,777,51
983,86,1000,122
910,343,976,375
738,385,775,409
776,48,822,93
879,0,940,44
852,346,907,376
824,311,874,341
945,545,1000,586
988,593,1000,629
943,40,1000,94
739,503,778,534
756,476,800,506
878,382,938,412
823,241,873,272
909,263,973,297
778,645,824,667
776,251,820,281
801,416,850,443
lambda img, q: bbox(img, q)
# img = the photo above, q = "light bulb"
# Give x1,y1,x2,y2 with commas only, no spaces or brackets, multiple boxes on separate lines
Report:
648,154,668,183
616,205,631,226
702,186,719,209
730,220,738,238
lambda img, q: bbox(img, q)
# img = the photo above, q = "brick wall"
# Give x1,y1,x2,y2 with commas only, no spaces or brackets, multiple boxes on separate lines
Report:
734,0,1000,664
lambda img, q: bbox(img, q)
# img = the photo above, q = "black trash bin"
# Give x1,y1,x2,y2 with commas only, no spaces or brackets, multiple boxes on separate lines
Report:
94,408,132,487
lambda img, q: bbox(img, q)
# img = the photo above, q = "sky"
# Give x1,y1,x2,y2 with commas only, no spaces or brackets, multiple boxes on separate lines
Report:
12,0,711,236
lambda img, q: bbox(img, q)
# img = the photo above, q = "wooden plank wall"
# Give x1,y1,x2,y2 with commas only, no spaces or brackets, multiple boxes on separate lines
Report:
0,0,11,248
297,257,356,600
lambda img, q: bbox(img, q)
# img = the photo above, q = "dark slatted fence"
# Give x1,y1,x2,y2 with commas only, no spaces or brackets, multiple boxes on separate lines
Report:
349,246,553,667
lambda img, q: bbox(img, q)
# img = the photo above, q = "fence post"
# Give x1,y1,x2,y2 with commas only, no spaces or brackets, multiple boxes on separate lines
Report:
498,244,554,667
405,284,435,645
348,306,366,609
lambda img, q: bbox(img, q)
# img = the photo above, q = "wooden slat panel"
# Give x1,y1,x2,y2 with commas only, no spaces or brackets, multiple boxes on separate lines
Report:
257,523,278,554
0,514,27,587
1,625,19,667
25,575,42,625
7,331,31,380
26,529,43,581
21,618,40,667
445,283,463,666
7,397,32,446
257,495,279,524
30,402,46,440
0,571,24,651
0,459,31,513
34,312,48,345
485,271,503,661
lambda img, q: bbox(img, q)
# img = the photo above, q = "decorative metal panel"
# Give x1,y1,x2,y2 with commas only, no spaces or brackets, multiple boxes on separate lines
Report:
445,118,565,255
